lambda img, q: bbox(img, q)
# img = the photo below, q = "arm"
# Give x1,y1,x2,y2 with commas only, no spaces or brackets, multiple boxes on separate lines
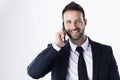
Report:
27,44,59,79
108,46,120,80
27,29,66,79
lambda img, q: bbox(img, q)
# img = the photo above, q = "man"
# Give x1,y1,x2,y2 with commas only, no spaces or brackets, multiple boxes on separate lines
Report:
27,1,120,80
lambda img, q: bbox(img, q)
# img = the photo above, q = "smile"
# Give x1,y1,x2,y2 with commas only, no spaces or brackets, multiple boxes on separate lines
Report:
70,29,80,33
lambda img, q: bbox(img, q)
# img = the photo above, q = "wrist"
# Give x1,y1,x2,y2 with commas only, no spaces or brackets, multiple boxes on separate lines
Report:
54,42,65,48
52,43,61,51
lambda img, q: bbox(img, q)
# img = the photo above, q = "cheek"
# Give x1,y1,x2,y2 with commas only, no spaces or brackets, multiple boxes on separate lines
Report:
82,25,86,30
65,27,71,32
64,26,69,30
79,23,86,29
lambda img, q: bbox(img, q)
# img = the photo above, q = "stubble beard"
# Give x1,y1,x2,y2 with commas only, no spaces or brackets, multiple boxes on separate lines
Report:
67,29,85,42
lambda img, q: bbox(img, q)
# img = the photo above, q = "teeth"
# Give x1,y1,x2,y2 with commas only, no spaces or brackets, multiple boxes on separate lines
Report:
72,30,79,33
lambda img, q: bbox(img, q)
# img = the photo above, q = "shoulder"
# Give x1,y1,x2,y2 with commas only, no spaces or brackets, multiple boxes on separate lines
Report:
89,38,115,62
88,38,113,55
89,38,112,49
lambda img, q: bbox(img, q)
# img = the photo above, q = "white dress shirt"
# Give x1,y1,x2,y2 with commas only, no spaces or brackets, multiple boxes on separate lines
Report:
53,38,93,80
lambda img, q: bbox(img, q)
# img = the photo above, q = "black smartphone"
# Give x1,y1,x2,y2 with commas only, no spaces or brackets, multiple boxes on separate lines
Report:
62,22,66,42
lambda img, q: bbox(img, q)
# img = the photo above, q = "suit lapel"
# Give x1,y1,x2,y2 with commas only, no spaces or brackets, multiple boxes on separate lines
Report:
60,40,71,80
60,39,101,80
89,39,101,80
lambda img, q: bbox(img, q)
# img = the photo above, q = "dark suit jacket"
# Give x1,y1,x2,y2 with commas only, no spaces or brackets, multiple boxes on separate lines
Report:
27,38,120,80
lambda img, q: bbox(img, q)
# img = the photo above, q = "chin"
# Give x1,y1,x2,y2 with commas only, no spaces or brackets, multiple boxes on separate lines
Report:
70,34,84,41
70,37,80,41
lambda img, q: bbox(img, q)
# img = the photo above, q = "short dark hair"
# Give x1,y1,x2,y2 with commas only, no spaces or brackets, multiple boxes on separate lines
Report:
62,1,85,19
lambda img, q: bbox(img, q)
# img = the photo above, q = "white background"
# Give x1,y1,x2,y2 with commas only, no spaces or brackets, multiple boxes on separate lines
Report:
0,0,120,80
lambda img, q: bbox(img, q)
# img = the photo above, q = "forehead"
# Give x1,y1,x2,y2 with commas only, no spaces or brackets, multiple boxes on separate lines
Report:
63,10,83,20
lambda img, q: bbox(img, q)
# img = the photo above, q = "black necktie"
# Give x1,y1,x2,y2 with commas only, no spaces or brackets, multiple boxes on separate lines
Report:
76,46,89,80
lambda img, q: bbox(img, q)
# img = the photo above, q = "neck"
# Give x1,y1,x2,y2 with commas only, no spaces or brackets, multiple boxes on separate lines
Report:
70,35,87,46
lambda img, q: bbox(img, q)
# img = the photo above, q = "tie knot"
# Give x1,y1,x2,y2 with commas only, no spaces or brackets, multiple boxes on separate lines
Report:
76,46,83,54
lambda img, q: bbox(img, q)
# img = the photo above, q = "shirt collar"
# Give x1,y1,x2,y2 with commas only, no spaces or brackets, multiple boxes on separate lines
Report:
69,37,89,52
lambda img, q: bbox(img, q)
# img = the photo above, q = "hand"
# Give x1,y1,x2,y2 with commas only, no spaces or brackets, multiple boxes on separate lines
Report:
54,29,66,48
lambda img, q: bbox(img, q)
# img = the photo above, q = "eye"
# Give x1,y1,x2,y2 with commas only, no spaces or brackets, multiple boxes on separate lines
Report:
75,19,84,25
76,20,82,23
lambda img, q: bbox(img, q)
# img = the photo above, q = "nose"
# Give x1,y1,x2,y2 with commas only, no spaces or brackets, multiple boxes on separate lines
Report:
70,22,77,29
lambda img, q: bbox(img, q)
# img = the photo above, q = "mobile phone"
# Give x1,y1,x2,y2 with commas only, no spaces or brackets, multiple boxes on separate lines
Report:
62,22,66,42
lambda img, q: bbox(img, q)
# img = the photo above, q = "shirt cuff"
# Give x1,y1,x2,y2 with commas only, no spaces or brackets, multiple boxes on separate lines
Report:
52,43,61,52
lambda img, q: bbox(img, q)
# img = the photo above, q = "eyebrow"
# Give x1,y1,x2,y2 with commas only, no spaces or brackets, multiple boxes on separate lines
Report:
65,18,83,22
76,18,83,21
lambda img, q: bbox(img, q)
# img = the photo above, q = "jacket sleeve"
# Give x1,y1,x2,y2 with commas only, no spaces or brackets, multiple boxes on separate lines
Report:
27,44,59,79
108,46,120,80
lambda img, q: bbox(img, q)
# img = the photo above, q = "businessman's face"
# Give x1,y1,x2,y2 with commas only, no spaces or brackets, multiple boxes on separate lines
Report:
63,10,87,41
